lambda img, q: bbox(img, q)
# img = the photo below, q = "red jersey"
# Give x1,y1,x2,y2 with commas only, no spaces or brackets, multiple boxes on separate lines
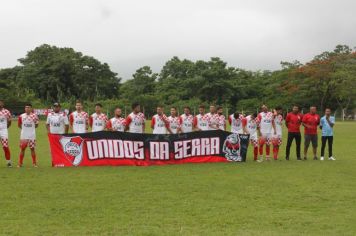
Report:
302,113,320,135
285,112,303,133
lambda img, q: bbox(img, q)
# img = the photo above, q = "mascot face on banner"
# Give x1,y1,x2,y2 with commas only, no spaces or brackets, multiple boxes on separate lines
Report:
223,134,241,162
60,136,84,166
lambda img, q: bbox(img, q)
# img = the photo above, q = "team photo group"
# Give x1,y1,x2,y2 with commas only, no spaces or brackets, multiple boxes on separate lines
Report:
0,99,336,167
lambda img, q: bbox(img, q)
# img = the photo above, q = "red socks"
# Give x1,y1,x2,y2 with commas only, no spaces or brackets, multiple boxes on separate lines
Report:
19,152,24,166
3,147,10,160
31,152,37,164
266,145,270,156
273,146,279,160
253,146,258,160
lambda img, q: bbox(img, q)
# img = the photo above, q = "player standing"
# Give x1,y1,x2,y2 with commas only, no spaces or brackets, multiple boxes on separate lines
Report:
285,105,303,160
69,101,88,133
46,102,69,134
0,100,12,167
206,105,218,130
107,107,126,132
271,107,283,160
167,107,180,134
179,107,194,133
193,105,209,131
89,103,108,132
257,105,276,161
216,106,226,131
17,104,39,167
151,106,171,134
246,113,258,161
320,108,336,161
302,106,320,160
125,103,145,133
229,111,247,134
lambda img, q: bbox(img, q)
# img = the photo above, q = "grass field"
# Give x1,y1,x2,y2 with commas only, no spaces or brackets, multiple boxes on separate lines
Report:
0,121,355,235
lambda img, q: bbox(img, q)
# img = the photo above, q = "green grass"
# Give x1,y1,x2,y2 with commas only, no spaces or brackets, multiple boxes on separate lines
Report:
0,121,356,235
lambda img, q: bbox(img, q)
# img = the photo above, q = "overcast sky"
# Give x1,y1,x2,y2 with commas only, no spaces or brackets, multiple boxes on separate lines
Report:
1,0,355,79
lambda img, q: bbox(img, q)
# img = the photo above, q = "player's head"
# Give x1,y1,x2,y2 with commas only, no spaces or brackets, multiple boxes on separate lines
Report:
198,105,205,114
251,113,257,119
209,105,216,114
0,100,4,108
233,112,240,119
156,106,163,115
75,100,83,111
170,107,177,116
183,106,191,115
261,104,268,112
95,103,102,113
114,107,122,117
25,103,32,114
292,105,299,113
217,106,223,115
325,108,331,116
53,102,61,113
310,106,317,114
275,106,283,115
132,103,140,113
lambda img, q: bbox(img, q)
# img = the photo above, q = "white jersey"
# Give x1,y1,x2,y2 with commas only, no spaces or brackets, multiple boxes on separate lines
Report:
108,117,126,132
194,114,209,131
90,113,108,132
229,114,246,134
70,111,88,134
0,108,11,138
179,114,194,133
152,114,168,134
216,114,226,131
19,113,39,140
167,116,180,134
126,112,145,133
46,112,69,134
246,115,258,139
206,112,219,130
257,111,274,134
273,114,283,137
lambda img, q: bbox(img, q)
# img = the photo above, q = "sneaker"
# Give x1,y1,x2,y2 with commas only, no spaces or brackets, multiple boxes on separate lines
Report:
328,157,336,161
313,157,318,160
297,157,302,161
286,157,289,161
266,157,271,161
33,164,38,168
257,157,263,163
7,162,13,168
17,165,23,168
320,156,324,161
304,157,307,161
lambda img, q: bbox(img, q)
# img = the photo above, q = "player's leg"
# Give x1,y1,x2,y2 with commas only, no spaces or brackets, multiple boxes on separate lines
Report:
18,140,28,167
251,138,258,161
258,135,265,161
295,133,301,160
304,135,311,160
0,136,12,167
328,136,335,160
285,132,293,160
29,140,37,167
272,136,281,160
265,134,271,160
312,135,318,160
320,136,327,160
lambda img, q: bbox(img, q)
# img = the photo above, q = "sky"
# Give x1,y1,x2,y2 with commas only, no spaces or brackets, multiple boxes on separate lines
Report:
0,0,355,80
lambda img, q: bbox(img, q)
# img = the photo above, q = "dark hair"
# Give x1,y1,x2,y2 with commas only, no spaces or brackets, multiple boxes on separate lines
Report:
233,112,240,119
251,112,257,118
199,105,205,109
75,100,82,105
325,107,331,111
310,105,317,108
184,106,191,111
217,106,223,110
275,106,282,110
171,107,177,110
25,103,32,107
132,103,140,110
292,105,300,109
157,105,163,109
95,103,102,108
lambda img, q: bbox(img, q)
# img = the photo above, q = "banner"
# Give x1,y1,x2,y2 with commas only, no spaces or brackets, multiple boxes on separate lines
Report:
48,131,250,167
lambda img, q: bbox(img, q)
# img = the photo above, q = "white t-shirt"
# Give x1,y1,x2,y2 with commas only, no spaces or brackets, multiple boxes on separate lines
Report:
167,116,180,134
70,111,88,134
0,108,11,137
152,114,168,134
46,112,69,134
246,115,258,139
108,117,126,132
179,114,194,133
19,113,39,140
194,114,209,131
126,112,145,133
90,113,108,132
273,114,283,137
257,112,274,134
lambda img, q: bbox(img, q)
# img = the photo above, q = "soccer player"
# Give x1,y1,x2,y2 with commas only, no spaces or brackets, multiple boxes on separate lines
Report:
285,105,303,160
89,103,108,132
18,103,39,167
216,106,226,131
246,113,258,161
193,105,209,131
125,103,145,133
46,102,69,134
179,106,194,133
206,105,218,130
107,107,126,132
257,105,276,161
167,107,180,134
0,100,12,167
271,107,283,160
69,101,88,133
320,108,335,161
151,106,171,134
229,111,247,134
302,106,320,160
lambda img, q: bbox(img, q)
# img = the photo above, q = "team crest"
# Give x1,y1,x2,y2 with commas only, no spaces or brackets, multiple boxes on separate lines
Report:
60,136,84,166
223,133,241,162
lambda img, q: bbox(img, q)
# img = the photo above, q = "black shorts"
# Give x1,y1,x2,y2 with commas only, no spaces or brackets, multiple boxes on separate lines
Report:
304,134,318,148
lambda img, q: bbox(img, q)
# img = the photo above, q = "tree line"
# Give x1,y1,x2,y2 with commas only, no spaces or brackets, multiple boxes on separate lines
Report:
0,44,355,118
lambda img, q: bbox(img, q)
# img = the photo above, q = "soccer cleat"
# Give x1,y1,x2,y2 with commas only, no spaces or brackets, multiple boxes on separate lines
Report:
328,157,336,161
17,165,23,168
313,157,318,160
7,162,13,168
266,157,271,161
297,157,302,161
304,157,307,160
33,164,38,168
286,157,289,161
320,156,324,161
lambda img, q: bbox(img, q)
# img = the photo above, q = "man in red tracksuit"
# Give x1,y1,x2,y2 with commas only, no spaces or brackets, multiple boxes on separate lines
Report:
285,105,303,160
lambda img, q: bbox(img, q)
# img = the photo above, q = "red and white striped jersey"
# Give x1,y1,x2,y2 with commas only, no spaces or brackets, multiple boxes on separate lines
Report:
246,115,258,136
206,112,219,130
228,114,247,134
216,114,226,131
179,114,194,133
0,108,11,130
151,114,168,134
107,117,126,132
274,114,284,136
193,114,209,131
90,113,108,132
46,112,69,134
18,113,39,140
126,112,145,133
69,111,88,133
257,111,274,134
167,116,180,134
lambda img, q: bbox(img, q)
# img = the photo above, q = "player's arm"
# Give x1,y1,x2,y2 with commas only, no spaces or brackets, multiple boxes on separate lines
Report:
64,115,69,134
301,116,311,129
242,118,248,134
18,116,22,129
256,114,262,136
142,117,146,133
150,117,155,130
285,114,290,128
124,116,131,132
46,115,51,133
34,115,39,128
272,118,276,135
193,116,200,131
69,114,74,131
327,116,335,127
7,112,11,128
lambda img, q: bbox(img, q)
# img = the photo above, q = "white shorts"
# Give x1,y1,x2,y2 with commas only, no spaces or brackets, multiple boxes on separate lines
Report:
0,129,8,139
260,133,272,145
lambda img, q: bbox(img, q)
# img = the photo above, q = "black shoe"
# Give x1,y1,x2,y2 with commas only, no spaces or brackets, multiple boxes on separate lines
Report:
297,157,302,161
286,157,289,161
313,157,318,160
304,157,307,160
7,162,12,168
